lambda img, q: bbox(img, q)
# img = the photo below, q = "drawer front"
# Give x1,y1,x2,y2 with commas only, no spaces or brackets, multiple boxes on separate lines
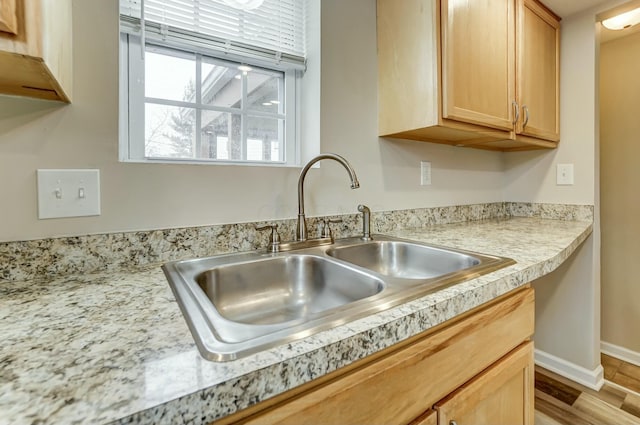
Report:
235,288,534,425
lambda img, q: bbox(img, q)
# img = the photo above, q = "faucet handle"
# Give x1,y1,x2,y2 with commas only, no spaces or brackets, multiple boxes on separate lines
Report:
320,218,342,239
255,224,281,252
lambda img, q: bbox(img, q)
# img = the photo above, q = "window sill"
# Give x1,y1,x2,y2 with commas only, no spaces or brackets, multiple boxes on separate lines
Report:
119,158,302,168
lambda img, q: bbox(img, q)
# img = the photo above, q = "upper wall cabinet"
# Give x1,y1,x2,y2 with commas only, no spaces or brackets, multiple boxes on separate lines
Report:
441,0,516,133
377,0,560,152
516,0,560,143
0,0,72,102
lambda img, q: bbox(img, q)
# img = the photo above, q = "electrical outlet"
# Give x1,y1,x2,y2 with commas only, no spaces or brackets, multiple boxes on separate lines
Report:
420,161,431,185
556,164,574,185
37,169,101,219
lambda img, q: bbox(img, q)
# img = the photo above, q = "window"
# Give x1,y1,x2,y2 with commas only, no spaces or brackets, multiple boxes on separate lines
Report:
119,0,307,166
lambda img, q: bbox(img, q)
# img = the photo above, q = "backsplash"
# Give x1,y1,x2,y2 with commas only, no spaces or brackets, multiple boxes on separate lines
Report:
505,202,594,221
0,202,593,283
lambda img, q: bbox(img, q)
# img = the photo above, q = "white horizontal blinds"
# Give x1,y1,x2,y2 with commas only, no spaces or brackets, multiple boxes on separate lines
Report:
120,0,306,69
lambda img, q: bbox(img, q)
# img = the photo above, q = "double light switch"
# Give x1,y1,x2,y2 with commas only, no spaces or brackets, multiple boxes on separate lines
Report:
37,169,101,219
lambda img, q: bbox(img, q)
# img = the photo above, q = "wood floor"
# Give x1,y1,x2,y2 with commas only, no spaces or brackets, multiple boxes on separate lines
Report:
602,354,640,394
535,355,640,425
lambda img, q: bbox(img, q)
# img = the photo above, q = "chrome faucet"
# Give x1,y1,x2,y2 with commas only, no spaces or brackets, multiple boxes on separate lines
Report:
297,153,360,241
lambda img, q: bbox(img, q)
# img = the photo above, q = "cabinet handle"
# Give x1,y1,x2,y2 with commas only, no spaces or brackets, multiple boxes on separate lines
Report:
522,105,529,129
512,101,520,125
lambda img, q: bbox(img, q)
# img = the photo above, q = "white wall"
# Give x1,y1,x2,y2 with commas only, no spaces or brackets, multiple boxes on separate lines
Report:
600,30,640,356
0,0,505,242
534,236,599,366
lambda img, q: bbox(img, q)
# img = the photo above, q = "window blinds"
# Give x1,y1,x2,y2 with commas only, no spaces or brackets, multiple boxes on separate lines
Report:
120,0,306,70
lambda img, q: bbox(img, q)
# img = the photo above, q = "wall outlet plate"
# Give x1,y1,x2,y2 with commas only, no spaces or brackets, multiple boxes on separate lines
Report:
37,169,101,219
420,161,432,185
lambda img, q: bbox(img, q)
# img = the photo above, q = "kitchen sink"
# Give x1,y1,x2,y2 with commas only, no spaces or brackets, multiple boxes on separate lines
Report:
162,235,515,361
326,240,481,279
196,255,384,326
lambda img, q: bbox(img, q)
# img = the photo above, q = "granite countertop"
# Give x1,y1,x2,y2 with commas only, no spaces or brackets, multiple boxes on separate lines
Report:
0,217,592,425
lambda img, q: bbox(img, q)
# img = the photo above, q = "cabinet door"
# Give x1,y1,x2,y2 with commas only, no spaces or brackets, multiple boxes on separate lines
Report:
516,0,560,141
434,341,534,425
0,0,18,34
441,0,515,131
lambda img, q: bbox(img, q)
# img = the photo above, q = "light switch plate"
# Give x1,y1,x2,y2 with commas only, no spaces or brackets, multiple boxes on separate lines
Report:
37,169,101,219
556,164,574,186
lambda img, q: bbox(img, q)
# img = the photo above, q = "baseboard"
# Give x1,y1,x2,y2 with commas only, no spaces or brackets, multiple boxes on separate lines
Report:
605,379,640,398
535,348,604,391
601,341,640,368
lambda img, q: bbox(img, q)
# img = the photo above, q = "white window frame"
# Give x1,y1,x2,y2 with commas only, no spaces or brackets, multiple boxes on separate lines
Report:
119,34,300,166
118,0,321,168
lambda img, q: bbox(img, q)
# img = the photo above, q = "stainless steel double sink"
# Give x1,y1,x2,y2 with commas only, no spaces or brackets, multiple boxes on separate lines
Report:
162,235,515,361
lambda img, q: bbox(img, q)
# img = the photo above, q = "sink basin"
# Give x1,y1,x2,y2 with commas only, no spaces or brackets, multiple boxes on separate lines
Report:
196,255,384,326
326,240,480,279
162,235,515,361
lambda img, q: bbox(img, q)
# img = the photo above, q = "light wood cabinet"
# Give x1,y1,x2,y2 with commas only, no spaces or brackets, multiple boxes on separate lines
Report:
217,287,535,425
441,0,515,132
410,409,438,425
0,0,19,34
377,0,559,151
434,342,534,425
516,0,560,142
0,0,72,102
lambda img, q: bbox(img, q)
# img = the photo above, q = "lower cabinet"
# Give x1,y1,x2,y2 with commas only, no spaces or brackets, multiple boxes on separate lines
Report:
217,287,534,425
434,342,534,425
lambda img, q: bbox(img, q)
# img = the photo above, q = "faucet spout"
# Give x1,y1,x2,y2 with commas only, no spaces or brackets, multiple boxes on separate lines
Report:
297,153,360,241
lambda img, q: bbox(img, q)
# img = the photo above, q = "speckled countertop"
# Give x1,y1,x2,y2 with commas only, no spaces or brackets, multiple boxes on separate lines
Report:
0,217,592,425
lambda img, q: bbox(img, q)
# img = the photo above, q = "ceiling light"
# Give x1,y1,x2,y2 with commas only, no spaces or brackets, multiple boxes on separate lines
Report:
223,0,264,11
602,7,640,30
